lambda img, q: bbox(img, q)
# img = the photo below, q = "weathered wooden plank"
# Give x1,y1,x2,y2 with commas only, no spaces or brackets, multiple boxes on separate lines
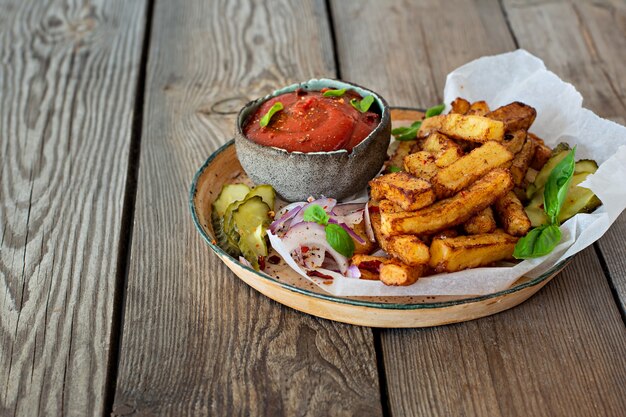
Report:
502,0,626,317
331,0,626,415
0,1,147,416
112,1,382,416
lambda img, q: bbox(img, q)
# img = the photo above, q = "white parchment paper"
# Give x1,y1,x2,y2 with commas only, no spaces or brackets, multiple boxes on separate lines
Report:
270,50,626,296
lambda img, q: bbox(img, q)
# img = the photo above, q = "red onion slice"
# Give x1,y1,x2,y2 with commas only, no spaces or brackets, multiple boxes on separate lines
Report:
270,203,304,234
279,222,349,274
363,201,376,243
291,197,337,226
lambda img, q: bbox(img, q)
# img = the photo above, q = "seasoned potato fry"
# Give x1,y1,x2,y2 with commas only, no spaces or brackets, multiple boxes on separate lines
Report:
429,231,518,273
432,141,513,198
494,191,531,236
502,130,527,155
381,168,514,236
464,207,497,235
418,114,505,143
431,229,459,240
370,210,430,266
486,102,536,132
403,151,439,180
466,101,490,116
380,259,428,286
510,137,536,186
379,199,404,214
369,172,436,211
352,220,377,254
350,254,387,280
450,97,470,114
528,133,552,170
422,132,464,167
385,140,417,173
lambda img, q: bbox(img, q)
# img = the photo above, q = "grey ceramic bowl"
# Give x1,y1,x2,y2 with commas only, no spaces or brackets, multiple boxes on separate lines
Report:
235,78,391,202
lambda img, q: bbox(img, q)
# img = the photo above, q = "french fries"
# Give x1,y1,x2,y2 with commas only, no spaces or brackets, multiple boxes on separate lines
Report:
359,97,544,285
486,102,537,132
494,191,531,236
418,114,505,143
369,172,435,211
450,97,470,114
381,168,514,236
466,100,490,116
385,140,416,172
403,151,438,180
429,231,518,273
432,141,513,198
370,210,430,266
510,137,536,186
464,207,497,234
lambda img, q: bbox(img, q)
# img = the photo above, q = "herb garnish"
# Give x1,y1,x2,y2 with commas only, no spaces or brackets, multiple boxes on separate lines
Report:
387,166,403,173
303,204,355,258
391,103,445,141
513,147,576,259
322,88,347,97
259,102,284,127
350,95,375,113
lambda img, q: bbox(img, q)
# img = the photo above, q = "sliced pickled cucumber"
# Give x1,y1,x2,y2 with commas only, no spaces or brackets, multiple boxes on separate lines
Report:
530,143,571,197
212,184,251,217
244,184,275,211
232,196,271,269
214,216,241,256
558,172,601,222
525,171,601,227
574,159,598,174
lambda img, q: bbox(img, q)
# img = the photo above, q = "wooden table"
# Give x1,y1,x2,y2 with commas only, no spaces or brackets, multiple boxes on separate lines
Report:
2,1,625,416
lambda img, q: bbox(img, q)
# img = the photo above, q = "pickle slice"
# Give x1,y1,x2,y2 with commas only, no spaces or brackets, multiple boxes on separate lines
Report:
211,184,251,256
528,143,571,199
525,170,601,227
244,184,276,211
232,196,271,269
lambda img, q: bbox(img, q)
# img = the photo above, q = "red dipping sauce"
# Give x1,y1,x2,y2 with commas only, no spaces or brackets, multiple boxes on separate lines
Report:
243,88,380,153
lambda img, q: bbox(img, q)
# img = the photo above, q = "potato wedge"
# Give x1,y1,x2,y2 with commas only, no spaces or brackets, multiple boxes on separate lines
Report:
502,130,527,155
379,199,404,214
403,151,438,180
528,133,552,170
464,207,497,234
429,231,518,273
432,141,513,198
350,254,386,280
370,210,430,266
466,100,490,116
418,114,505,143
422,132,464,167
380,259,428,286
494,191,531,236
510,137,536,186
385,140,417,173
450,97,470,114
369,172,436,211
486,101,536,132
381,168,514,236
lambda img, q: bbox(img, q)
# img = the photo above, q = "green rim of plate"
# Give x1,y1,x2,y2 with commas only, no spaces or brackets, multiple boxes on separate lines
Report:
189,127,571,311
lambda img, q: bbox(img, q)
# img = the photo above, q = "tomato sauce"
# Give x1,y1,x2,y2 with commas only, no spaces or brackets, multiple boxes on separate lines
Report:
243,88,380,153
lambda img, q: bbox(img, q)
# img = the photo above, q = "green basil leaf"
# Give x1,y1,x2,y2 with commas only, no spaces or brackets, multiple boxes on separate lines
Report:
425,103,445,118
388,166,402,173
302,204,329,225
391,126,411,135
322,88,347,97
544,147,576,224
325,223,355,258
395,126,419,141
350,95,375,113
259,102,284,127
513,224,562,259
410,121,422,128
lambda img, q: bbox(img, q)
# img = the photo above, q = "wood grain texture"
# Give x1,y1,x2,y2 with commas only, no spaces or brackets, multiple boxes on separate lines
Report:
0,0,147,416
112,1,382,416
331,0,626,415
502,0,626,319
